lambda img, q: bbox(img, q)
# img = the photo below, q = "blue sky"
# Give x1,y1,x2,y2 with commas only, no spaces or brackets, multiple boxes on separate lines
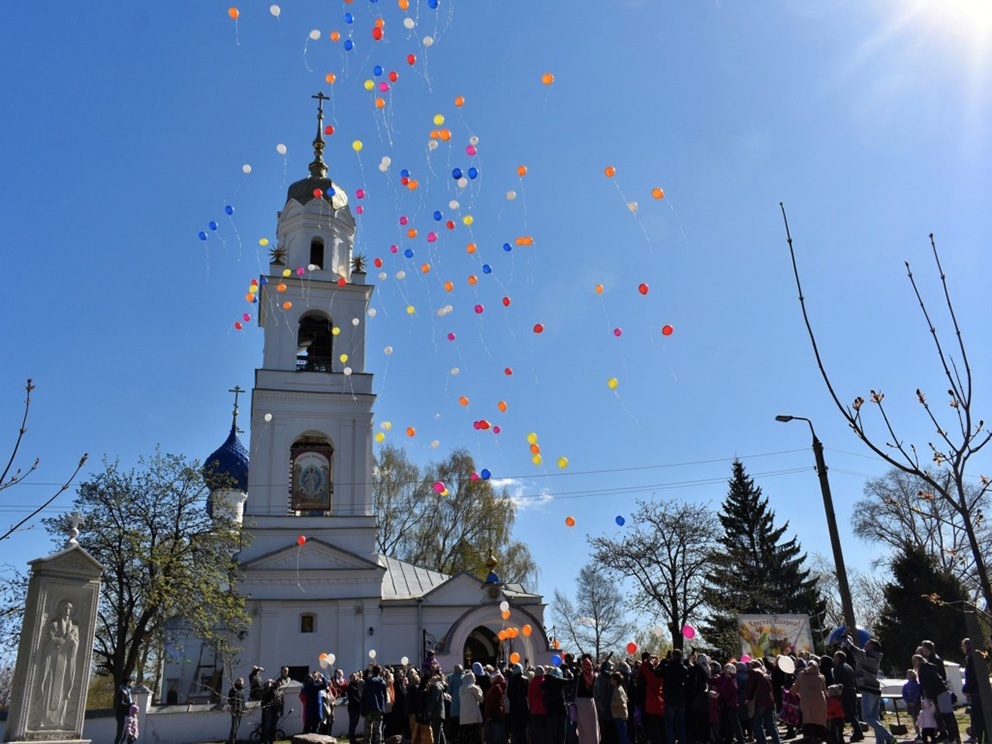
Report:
2,0,991,635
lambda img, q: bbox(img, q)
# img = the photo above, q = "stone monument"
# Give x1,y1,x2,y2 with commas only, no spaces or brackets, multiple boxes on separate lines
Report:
5,512,103,744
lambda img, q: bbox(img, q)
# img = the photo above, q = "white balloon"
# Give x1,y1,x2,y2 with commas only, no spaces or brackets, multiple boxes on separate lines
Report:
450,367,459,375
369,649,377,659
309,29,321,40
276,143,287,155
378,272,387,280
499,601,509,612
430,440,440,449
351,317,360,326
505,190,517,201
627,201,638,213
469,135,479,145
457,177,468,189
327,654,336,665
403,17,415,29
264,413,273,422
269,4,281,16
368,308,377,318
384,346,393,355
242,164,252,174
381,156,392,167
344,367,352,376
307,263,317,271
378,163,389,173
422,35,434,47
401,656,410,666
444,304,453,313
448,200,459,210
395,270,406,280
427,140,439,151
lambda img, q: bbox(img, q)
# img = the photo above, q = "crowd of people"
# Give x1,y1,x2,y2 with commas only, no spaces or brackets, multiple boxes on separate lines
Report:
232,635,986,744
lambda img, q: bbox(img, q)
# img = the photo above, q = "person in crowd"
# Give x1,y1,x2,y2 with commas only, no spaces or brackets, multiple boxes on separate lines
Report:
826,685,845,744
794,659,828,744
227,676,246,744
484,671,507,744
902,668,922,742
449,664,466,741
302,670,328,733
544,666,571,744
125,703,140,744
249,666,265,702
638,653,665,744
594,661,616,744
662,650,689,744
508,663,531,744
842,635,894,744
833,650,863,743
961,638,985,744
913,654,960,744
745,660,780,744
363,664,389,744
260,678,284,744
347,671,364,742
918,697,939,744
425,668,449,744
460,670,485,744
407,670,424,744
715,662,745,744
115,674,136,744
529,666,549,744
611,671,631,744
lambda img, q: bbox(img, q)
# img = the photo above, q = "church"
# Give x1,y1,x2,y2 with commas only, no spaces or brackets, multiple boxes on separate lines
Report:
160,98,551,702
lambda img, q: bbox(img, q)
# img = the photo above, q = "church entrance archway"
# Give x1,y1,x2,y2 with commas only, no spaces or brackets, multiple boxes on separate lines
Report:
463,626,499,669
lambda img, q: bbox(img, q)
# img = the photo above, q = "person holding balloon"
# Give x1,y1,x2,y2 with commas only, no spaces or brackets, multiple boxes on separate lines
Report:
744,660,780,744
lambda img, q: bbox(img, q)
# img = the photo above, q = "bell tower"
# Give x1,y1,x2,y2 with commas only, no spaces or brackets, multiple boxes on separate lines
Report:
241,92,377,561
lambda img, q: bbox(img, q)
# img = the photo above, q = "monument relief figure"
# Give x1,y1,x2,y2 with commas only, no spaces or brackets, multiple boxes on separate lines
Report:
38,598,80,728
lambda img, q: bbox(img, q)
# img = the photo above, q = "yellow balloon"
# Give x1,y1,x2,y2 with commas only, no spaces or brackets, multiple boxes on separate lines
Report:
557,457,569,469
282,268,291,277
608,377,619,390
259,238,269,246
352,140,364,152
532,454,543,466
433,113,445,126
462,215,474,226
339,353,349,363
364,79,375,91
526,432,538,445
406,305,415,314
332,326,341,336
375,432,385,443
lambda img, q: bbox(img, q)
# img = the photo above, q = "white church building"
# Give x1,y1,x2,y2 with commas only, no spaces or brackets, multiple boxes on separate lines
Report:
160,98,551,703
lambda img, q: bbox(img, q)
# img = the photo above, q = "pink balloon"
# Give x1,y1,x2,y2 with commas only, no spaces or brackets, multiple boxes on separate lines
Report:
433,481,445,493
681,624,696,640
741,654,751,664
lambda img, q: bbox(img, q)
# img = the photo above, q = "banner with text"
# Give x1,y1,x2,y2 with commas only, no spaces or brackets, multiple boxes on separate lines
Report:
738,614,813,659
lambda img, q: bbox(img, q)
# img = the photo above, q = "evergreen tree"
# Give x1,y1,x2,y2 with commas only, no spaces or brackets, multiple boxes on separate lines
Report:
874,544,968,675
701,459,825,658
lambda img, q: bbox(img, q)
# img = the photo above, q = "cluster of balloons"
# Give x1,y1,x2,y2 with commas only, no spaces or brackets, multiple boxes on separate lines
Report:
317,652,336,669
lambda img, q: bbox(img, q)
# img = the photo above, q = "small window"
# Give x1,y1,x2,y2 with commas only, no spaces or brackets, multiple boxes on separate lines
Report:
309,238,324,269
300,613,316,633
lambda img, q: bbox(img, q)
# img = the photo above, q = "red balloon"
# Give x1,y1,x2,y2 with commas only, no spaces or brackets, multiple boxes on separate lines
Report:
297,536,306,546
372,26,383,40
662,324,674,336
626,642,638,655
374,257,383,268
502,296,511,307
533,323,544,334
638,283,649,295
406,53,416,66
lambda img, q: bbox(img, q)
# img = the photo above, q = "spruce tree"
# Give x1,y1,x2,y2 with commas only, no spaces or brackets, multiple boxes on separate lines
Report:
874,544,967,674
702,459,825,658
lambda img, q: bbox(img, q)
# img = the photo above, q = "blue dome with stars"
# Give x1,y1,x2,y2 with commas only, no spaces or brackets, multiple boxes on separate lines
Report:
203,423,249,495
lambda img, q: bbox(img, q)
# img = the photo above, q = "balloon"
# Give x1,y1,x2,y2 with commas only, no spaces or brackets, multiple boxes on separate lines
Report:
297,536,306,546
282,301,292,310
565,516,576,527
595,284,604,294
344,38,354,51
228,7,240,20
480,468,491,479
517,165,528,177
209,221,218,231
662,325,674,336
455,95,465,107
638,283,649,295
628,201,639,213
225,205,235,215
741,654,751,664
557,457,568,469
541,72,555,85
369,649,377,659
607,377,619,390
276,143,287,155
626,642,638,655
502,296,511,307
613,328,622,337
509,652,520,665
777,655,795,674
344,12,354,23
352,140,363,152
533,323,544,334
327,654,336,665
652,187,665,199
499,600,510,612
522,624,532,637
615,515,625,526
404,17,415,29
242,164,252,174
234,322,243,330
552,654,562,667
309,29,321,40
375,432,385,443
198,231,208,241
506,190,517,200
527,433,538,445
264,413,273,422
372,26,383,40
433,481,445,493
497,401,508,412
270,5,280,16
501,610,510,620
681,624,696,640
604,166,616,178
400,656,409,666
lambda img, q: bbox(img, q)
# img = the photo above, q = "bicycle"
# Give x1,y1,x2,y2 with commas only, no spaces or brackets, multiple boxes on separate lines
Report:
248,707,294,743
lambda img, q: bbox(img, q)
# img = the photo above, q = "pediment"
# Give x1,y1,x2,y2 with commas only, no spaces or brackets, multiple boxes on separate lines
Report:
418,572,488,604
243,539,383,573
29,543,104,578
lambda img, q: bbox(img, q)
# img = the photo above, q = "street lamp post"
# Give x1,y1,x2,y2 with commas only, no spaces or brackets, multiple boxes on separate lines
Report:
776,415,858,637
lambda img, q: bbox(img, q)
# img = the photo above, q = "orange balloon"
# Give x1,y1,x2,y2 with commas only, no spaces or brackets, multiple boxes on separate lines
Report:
407,179,419,190
517,165,528,177
497,401,508,412
443,281,454,292
430,130,440,140
454,95,465,107
552,639,561,649
466,243,477,254
509,652,520,665
497,630,507,640
375,97,386,109
522,624,533,637
330,30,341,42
541,72,554,86
501,610,511,620
604,166,616,178
407,228,418,238
398,0,409,9
529,444,540,455
565,516,576,527
595,284,604,294
374,17,385,28
652,187,665,199
228,6,239,19
276,283,287,292
440,129,452,141
325,73,337,84
282,301,292,310
406,426,416,437
467,275,478,285
458,396,469,406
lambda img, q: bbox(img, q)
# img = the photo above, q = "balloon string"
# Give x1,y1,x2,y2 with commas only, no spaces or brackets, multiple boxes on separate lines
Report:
297,544,306,593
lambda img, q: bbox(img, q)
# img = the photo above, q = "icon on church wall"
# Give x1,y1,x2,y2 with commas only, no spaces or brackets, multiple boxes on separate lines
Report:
292,451,332,511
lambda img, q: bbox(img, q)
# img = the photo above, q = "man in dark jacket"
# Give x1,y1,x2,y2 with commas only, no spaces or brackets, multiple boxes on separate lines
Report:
363,664,388,744
843,636,895,744
832,650,863,742
661,650,688,744
914,654,960,744
228,677,246,744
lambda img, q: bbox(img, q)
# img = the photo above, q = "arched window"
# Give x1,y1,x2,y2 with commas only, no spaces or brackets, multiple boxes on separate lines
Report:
300,613,316,633
290,435,333,514
309,237,324,269
297,314,333,372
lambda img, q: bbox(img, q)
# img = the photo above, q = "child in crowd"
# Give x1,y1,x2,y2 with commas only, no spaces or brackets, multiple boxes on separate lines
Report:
125,703,140,744
826,685,846,744
918,697,938,744
902,669,922,742
611,671,630,744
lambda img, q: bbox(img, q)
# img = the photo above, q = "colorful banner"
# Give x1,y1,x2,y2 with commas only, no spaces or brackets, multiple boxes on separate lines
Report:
738,614,813,658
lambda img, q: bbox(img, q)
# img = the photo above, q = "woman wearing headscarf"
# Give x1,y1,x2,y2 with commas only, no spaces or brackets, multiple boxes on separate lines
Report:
794,659,828,744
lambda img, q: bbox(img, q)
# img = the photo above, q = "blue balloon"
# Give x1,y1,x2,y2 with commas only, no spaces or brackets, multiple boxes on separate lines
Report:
259,276,268,285
373,65,383,77
482,264,492,274
433,210,443,221
198,231,208,241
400,168,410,178
225,204,235,215
451,167,463,180
209,221,218,231
404,248,414,258
480,468,491,480
428,0,439,8
328,187,336,196
344,12,354,23
827,626,872,647
343,38,354,51
502,242,512,252
467,167,479,179
551,654,562,667
615,515,626,526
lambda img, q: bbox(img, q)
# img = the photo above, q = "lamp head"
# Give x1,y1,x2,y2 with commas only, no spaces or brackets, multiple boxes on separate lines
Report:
775,415,794,423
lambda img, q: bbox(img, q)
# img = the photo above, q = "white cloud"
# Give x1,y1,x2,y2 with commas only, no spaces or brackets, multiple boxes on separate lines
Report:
490,478,554,511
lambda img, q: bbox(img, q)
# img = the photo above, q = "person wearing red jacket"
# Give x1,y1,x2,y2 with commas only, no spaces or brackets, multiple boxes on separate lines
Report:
639,653,666,744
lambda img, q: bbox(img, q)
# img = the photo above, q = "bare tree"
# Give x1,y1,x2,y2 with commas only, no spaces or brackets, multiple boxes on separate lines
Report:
810,552,887,636
782,209,992,608
1,379,87,542
373,445,429,556
590,497,717,650
552,563,636,661
852,468,990,596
